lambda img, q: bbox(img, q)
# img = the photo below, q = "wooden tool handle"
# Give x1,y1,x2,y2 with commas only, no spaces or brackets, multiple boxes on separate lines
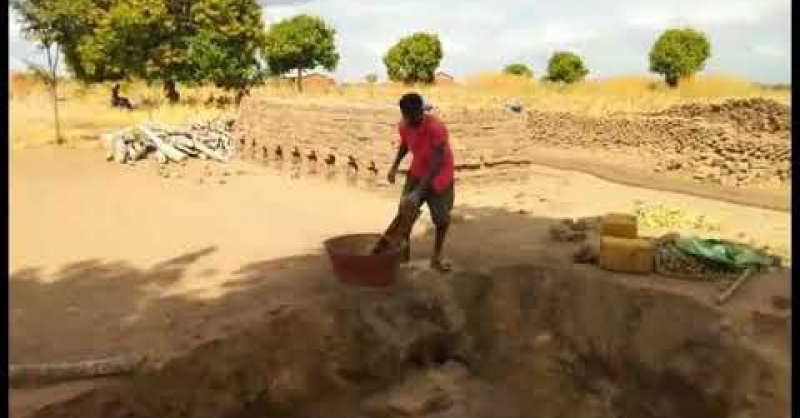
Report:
9,354,146,388
716,267,754,305
371,206,421,255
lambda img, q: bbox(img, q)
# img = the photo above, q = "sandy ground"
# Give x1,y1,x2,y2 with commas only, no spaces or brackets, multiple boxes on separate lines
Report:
8,147,791,417
455,164,791,261
9,148,394,290
523,146,791,212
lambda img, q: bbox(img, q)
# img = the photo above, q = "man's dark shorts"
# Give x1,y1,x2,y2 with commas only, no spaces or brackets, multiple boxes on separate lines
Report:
402,176,455,227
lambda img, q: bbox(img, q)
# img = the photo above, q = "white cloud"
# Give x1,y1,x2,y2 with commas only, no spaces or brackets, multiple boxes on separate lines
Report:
753,44,788,59
7,0,792,84
263,5,302,24
441,39,467,56
623,2,775,29
499,22,597,54
8,9,43,70
623,0,789,27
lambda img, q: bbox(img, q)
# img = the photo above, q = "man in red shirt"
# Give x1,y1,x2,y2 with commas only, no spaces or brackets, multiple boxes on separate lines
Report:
387,93,455,272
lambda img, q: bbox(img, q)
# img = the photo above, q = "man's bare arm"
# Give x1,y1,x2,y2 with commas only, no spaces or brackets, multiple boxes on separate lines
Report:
391,143,409,171
388,143,409,183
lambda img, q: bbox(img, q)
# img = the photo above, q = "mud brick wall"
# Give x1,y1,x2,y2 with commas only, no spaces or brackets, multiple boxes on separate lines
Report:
234,100,532,174
235,98,790,187
236,101,399,169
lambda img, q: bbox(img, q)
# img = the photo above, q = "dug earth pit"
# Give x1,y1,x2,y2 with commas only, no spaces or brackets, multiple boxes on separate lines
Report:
30,263,790,418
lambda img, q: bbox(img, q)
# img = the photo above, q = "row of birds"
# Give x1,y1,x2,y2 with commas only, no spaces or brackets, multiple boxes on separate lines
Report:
240,138,380,176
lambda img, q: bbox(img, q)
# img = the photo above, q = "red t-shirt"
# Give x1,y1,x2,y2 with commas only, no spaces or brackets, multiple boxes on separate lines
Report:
398,114,454,193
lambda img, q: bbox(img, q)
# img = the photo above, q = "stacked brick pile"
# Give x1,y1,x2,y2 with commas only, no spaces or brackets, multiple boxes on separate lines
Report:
234,97,790,188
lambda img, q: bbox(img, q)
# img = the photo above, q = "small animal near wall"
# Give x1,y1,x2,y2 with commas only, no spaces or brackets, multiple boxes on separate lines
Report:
237,137,383,187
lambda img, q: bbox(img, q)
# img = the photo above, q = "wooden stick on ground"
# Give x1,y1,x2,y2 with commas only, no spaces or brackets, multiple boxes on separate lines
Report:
140,125,188,163
192,138,229,162
716,267,755,306
9,354,147,388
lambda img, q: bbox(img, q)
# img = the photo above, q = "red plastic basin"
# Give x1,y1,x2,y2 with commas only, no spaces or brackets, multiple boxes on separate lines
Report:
323,233,402,288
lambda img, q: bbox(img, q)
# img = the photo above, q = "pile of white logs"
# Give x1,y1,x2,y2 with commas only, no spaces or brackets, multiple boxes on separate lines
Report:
102,117,236,165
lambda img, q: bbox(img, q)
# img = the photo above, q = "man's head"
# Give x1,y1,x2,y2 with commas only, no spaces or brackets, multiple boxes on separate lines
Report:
399,93,425,127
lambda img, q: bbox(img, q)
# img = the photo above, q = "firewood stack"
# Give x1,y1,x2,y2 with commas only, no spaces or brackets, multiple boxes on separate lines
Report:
101,116,237,165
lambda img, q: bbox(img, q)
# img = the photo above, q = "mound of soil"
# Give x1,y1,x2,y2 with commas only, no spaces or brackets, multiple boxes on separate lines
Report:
654,98,791,136
28,263,790,418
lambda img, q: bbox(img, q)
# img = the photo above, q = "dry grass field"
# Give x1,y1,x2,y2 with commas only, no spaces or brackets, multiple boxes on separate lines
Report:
9,72,789,148
9,79,224,148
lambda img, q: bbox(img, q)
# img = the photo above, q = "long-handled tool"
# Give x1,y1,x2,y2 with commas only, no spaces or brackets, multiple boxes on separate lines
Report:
716,267,755,306
371,204,421,256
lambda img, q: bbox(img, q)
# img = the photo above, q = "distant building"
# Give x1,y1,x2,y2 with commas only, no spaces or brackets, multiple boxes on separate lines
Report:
434,72,455,85
284,72,337,91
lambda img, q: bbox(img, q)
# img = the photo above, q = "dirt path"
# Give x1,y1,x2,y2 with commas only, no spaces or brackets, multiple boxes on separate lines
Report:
525,147,790,212
8,147,791,417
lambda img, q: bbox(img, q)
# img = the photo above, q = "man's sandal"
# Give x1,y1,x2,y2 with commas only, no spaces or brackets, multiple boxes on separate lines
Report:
430,258,453,273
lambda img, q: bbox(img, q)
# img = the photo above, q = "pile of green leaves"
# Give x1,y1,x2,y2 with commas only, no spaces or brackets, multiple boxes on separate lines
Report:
634,202,721,232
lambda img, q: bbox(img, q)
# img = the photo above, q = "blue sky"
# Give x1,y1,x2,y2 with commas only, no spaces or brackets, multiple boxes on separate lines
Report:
8,0,792,83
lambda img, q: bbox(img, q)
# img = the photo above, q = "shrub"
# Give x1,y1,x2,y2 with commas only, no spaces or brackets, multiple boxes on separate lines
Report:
504,63,533,78
383,33,443,84
263,14,339,92
649,28,711,87
545,52,589,84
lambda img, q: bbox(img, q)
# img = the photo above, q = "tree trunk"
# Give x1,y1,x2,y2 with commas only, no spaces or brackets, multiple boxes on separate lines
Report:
296,68,303,93
165,80,180,104
666,74,679,88
234,87,249,106
51,79,62,145
46,44,63,145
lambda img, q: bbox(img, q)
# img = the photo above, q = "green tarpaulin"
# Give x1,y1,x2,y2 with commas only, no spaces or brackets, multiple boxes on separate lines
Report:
674,237,777,272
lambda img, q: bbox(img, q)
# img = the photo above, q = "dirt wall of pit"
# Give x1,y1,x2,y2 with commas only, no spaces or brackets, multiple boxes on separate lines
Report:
234,98,790,188
29,264,790,418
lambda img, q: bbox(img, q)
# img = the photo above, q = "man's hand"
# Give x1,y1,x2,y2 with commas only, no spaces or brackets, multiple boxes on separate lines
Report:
387,167,397,184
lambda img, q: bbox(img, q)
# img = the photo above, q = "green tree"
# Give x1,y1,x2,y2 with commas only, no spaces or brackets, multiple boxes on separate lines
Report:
62,0,266,102
186,0,268,95
649,28,711,87
365,73,378,84
262,15,339,93
11,0,90,143
64,0,195,101
544,51,589,84
383,33,443,84
504,63,533,78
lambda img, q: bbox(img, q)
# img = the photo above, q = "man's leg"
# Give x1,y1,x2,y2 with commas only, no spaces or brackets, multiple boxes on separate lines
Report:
427,183,455,272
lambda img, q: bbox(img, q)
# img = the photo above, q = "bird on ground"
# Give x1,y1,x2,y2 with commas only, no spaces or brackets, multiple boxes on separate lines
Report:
347,155,359,172
367,161,379,176
324,154,336,167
